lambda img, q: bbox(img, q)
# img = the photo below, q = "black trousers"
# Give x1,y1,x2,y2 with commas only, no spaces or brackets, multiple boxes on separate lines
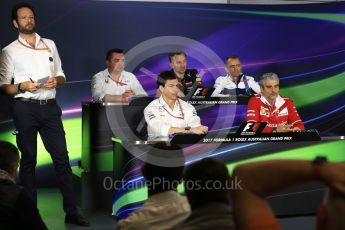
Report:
13,99,77,215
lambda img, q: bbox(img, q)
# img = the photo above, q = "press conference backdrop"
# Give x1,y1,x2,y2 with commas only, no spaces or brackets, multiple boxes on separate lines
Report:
0,1,344,184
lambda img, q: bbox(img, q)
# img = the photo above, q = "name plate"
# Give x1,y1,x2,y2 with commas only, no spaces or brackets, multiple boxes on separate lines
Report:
171,130,321,145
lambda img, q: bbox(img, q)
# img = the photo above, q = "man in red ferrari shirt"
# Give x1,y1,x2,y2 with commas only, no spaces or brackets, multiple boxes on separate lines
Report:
246,72,304,133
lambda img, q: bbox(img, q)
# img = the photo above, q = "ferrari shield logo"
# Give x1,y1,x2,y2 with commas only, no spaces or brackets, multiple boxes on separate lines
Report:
260,107,269,116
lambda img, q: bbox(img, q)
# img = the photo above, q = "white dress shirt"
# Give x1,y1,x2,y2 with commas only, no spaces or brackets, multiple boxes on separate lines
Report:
117,191,191,230
144,96,201,138
91,69,147,101
0,33,65,100
212,74,260,97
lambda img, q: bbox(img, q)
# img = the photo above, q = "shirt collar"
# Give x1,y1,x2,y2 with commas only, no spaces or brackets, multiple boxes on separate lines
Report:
227,73,243,83
260,94,285,109
18,32,41,48
145,191,181,205
159,96,179,110
106,69,124,81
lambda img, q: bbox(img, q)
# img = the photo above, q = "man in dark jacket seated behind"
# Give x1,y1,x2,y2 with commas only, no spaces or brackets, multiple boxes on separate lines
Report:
0,141,47,230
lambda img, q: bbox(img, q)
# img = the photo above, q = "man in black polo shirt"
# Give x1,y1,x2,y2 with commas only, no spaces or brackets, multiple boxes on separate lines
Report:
157,50,202,97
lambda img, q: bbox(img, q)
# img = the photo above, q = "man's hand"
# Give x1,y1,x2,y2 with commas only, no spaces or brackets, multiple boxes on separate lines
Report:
276,123,293,133
20,80,41,93
43,77,58,89
125,90,135,97
42,76,65,89
190,125,208,134
319,163,345,194
292,127,301,132
121,90,135,102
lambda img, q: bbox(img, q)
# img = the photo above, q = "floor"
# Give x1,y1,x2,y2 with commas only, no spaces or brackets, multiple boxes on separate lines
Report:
38,188,117,230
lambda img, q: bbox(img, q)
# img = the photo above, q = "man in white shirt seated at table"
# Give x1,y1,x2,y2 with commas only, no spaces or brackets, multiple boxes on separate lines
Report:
212,55,260,97
144,71,208,139
91,48,147,102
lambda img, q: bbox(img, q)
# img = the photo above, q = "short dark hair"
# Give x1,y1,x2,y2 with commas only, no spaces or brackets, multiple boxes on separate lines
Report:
157,70,178,88
168,50,187,63
106,48,124,61
184,157,231,209
225,55,240,63
12,2,36,21
142,143,185,192
0,141,20,172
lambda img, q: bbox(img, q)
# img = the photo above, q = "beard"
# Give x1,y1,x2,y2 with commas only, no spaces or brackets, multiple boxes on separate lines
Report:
18,23,35,34
268,94,278,101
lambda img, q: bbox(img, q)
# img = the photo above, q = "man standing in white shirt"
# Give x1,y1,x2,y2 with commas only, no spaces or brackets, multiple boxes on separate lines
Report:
0,3,89,226
144,71,208,138
213,55,260,97
91,48,147,102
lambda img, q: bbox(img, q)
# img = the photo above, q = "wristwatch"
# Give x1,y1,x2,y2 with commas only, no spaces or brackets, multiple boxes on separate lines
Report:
312,156,328,166
312,156,327,179
17,83,25,93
